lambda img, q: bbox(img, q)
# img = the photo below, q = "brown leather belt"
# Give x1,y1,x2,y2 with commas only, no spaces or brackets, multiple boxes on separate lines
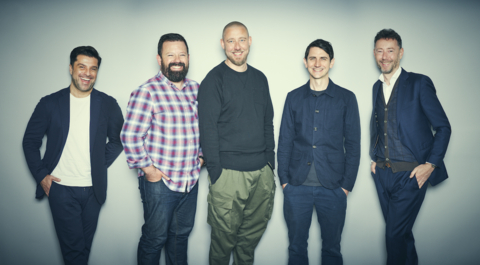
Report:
385,162,391,168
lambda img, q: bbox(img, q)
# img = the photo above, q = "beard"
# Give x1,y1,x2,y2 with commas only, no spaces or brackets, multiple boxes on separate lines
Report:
377,59,398,75
162,62,189,82
71,76,94,93
225,51,249,67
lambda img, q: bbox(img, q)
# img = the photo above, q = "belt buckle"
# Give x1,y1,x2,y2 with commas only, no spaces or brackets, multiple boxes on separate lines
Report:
385,162,391,168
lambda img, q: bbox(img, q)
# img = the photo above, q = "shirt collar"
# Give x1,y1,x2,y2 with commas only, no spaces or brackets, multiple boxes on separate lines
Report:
306,78,335,97
157,71,190,89
378,66,402,85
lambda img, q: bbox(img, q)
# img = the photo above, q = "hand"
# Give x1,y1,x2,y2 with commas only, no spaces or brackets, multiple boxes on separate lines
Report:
142,165,170,182
282,183,288,189
371,161,376,174
409,163,434,189
199,157,204,167
342,188,349,196
40,175,61,197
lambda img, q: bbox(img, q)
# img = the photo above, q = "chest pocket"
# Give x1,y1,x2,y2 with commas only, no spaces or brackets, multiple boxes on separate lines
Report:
324,109,344,132
153,101,197,124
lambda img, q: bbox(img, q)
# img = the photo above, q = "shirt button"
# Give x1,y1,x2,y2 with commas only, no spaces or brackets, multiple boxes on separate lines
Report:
385,108,388,111
307,162,311,166
313,146,316,149
314,127,317,131
315,110,319,113
385,146,387,148
386,158,389,161
384,120,387,123
384,133,387,136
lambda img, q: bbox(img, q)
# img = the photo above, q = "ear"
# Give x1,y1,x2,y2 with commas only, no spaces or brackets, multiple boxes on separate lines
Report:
303,58,308,68
69,64,73,75
329,58,335,69
248,36,252,46
220,38,225,50
399,48,404,60
156,54,162,66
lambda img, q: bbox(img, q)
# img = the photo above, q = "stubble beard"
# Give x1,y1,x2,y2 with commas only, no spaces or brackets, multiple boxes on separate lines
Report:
226,50,248,67
71,76,94,93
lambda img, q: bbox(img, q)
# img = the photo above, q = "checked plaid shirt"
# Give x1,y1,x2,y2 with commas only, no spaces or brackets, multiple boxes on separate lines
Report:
121,71,202,193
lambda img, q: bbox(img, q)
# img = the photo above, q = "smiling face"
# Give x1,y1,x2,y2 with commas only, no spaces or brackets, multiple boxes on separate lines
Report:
157,41,189,84
69,55,98,97
303,47,335,81
221,25,252,71
374,38,404,78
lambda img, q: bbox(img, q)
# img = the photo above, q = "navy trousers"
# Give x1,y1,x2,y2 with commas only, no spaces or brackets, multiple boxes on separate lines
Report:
283,185,347,265
137,177,198,265
48,182,102,265
372,167,428,265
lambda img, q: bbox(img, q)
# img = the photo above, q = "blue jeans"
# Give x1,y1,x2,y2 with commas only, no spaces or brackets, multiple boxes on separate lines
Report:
137,177,198,265
283,185,347,265
48,182,102,265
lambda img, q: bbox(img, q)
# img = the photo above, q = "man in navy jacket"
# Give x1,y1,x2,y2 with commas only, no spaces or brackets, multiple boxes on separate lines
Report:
277,39,361,265
370,29,451,265
22,46,124,265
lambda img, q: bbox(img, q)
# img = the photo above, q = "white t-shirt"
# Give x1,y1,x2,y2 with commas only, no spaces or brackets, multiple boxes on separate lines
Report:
51,94,92,186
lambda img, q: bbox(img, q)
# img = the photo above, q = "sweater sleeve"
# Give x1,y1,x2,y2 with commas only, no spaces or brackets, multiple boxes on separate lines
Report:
263,77,275,169
198,71,224,184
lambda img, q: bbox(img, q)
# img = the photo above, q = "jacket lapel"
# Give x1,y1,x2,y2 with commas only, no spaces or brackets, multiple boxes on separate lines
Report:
395,69,409,126
59,88,70,147
89,89,101,153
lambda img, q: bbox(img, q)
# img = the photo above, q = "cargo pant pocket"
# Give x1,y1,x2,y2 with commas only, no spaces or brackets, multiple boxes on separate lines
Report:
207,191,233,233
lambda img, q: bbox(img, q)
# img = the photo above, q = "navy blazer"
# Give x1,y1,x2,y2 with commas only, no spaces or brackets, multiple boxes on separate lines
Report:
277,80,361,191
23,87,124,204
369,69,451,185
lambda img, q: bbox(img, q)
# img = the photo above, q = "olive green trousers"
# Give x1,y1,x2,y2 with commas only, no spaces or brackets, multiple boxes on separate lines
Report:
207,165,276,265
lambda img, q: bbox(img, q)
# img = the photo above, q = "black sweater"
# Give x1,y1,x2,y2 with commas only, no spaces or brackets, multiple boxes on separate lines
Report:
198,62,275,184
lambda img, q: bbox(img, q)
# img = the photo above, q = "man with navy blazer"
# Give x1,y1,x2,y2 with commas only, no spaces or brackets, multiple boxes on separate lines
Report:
278,39,360,265
370,29,451,265
23,46,124,265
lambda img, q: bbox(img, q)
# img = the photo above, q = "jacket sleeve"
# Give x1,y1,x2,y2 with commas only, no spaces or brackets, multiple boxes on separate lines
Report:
22,98,50,184
105,99,124,167
341,92,361,191
420,76,451,166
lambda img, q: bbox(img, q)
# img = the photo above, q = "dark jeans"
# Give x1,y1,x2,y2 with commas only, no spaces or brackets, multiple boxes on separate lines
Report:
283,185,347,265
137,177,198,265
372,167,428,265
48,182,102,265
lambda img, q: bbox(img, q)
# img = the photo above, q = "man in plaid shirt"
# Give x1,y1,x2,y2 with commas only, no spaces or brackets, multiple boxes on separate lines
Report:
121,33,203,265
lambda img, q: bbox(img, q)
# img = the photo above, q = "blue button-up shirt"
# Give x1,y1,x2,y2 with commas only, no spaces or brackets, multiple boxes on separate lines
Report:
277,79,361,191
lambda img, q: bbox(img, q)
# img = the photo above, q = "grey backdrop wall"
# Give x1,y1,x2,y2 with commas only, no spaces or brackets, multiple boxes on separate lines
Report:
1,0,479,264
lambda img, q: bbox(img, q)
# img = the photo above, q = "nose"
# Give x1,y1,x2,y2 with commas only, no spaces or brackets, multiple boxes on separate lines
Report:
382,51,388,60
234,41,240,50
173,54,181,62
314,59,320,67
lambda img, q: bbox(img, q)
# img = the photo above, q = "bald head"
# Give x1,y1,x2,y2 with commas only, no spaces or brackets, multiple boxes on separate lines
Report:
222,21,249,40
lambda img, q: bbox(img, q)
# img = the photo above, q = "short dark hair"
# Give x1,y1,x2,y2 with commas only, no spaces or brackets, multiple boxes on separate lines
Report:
222,21,249,39
70,46,101,68
304,39,334,61
374,29,402,49
157,33,189,58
